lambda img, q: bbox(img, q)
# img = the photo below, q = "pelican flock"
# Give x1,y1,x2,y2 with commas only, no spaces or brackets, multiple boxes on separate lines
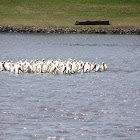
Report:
0,59,107,75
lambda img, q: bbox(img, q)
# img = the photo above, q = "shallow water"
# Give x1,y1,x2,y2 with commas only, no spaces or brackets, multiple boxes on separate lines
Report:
0,33,140,140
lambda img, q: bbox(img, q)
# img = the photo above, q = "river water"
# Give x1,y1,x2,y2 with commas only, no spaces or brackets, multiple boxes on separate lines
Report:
0,33,140,140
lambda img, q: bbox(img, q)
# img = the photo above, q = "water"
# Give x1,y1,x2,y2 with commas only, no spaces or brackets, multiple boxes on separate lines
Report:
0,33,140,140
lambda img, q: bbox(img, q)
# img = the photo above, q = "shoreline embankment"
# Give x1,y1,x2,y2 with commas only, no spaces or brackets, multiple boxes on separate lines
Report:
0,25,140,34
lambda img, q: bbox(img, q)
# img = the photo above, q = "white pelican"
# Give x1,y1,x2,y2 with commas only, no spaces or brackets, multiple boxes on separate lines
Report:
14,63,23,74
0,59,107,75
71,61,77,73
93,63,100,72
100,62,107,71
4,60,11,71
0,61,4,71
91,64,96,72
66,64,71,74
84,62,91,73
1,61,7,71
10,63,15,73
91,63,100,72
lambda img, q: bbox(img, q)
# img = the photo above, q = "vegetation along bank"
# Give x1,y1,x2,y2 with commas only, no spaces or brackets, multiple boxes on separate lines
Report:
0,25,140,34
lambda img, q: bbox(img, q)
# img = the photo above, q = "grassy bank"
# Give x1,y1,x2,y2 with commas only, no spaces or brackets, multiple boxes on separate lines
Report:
0,0,140,29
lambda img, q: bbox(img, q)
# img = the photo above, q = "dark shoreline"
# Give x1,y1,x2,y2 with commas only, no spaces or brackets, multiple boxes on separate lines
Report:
0,25,140,34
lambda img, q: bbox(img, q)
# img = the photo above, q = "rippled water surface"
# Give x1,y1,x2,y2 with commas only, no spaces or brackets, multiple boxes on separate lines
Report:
0,33,140,140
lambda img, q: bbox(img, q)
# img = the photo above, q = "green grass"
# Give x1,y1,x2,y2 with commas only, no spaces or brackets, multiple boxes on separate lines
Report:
0,0,140,29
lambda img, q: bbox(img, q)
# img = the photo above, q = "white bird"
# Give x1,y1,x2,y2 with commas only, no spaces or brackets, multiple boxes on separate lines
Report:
100,62,107,71
91,63,100,72
95,64,100,72
10,63,15,73
66,64,71,74
4,60,11,71
0,59,107,75
14,63,23,74
0,61,7,71
91,64,96,72
0,61,4,71
84,62,91,73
